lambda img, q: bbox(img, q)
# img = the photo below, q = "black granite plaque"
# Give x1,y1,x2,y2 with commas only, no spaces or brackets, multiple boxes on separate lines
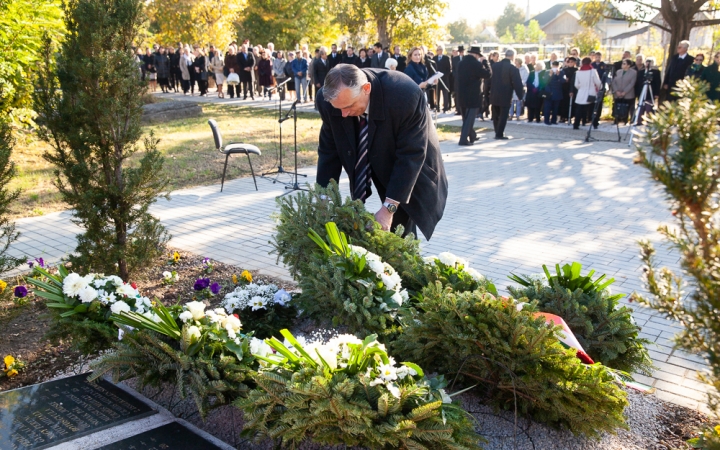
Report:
0,373,156,450
97,422,227,449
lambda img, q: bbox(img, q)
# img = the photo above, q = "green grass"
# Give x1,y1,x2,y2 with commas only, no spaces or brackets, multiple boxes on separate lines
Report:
9,103,463,220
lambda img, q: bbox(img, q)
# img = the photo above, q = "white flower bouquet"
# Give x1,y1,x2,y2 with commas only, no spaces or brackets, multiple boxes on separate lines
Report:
423,252,497,295
222,282,296,339
237,329,481,449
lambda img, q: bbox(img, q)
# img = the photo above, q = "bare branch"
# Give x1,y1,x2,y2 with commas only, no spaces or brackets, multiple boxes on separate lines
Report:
691,18,720,26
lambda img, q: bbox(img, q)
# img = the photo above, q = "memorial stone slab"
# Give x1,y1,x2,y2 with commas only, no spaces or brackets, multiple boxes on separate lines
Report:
0,373,156,450
96,422,227,450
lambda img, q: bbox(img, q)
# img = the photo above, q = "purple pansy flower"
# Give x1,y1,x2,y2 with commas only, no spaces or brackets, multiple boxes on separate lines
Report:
193,278,210,291
210,282,221,295
27,258,46,269
14,286,28,298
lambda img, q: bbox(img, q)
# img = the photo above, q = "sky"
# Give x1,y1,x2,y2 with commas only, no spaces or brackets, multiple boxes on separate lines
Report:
441,0,565,27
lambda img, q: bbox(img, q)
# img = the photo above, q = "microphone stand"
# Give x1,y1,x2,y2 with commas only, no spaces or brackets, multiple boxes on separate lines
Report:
425,56,449,128
278,99,308,197
262,77,303,184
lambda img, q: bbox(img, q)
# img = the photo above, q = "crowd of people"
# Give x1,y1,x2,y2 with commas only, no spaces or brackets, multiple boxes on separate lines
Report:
135,39,720,137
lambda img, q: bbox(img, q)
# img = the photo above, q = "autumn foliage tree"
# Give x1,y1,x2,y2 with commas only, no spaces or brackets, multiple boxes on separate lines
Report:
148,0,246,46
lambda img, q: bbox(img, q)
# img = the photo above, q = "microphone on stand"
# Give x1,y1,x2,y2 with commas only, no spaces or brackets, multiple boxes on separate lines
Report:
280,99,299,123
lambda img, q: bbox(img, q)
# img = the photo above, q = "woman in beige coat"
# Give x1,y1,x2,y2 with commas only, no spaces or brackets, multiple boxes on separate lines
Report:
573,57,602,129
611,59,636,124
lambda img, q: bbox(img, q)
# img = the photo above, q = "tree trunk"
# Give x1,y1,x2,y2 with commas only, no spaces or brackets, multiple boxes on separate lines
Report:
660,0,694,73
376,17,388,47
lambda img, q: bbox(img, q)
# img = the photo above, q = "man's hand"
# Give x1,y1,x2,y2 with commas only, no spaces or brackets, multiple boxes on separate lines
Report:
374,207,393,231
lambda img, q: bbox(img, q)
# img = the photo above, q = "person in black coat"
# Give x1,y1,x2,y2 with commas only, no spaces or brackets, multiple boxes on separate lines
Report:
393,46,407,72
168,47,181,92
452,45,465,115
328,44,343,69
456,46,491,145
432,45,453,113
371,42,389,69
663,40,694,101
192,48,208,96
342,47,360,66
489,49,524,140
560,57,578,122
316,64,448,240
237,45,255,99
357,49,372,68
525,62,545,123
154,47,170,93
543,61,565,125
312,49,330,89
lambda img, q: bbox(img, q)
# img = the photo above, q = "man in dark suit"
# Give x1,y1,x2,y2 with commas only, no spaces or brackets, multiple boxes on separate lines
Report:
328,44,343,69
342,46,359,66
452,45,465,115
663,40,694,101
612,50,636,75
315,64,448,240
489,48,524,140
393,45,407,72
371,42,389,69
433,44,453,113
237,44,255,100
312,47,330,90
457,46,492,146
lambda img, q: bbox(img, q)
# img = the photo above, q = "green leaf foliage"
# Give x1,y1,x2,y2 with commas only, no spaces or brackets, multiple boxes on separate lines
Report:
632,79,720,416
235,303,298,340
391,282,629,437
509,262,653,375
33,0,169,281
0,122,24,275
91,328,255,417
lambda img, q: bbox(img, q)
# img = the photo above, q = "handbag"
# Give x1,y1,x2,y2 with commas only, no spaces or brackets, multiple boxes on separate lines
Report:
227,72,240,85
587,95,597,104
200,72,209,81
613,102,630,118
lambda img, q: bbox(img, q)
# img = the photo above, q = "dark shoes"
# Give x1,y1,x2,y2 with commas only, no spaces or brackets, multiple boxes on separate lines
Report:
494,136,509,140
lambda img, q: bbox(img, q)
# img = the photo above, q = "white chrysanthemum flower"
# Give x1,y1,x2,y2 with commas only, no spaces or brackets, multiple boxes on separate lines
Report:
185,301,206,320
438,252,458,267
179,311,194,323
423,255,438,264
97,290,117,305
456,257,469,268
77,285,98,304
93,279,107,289
250,296,267,311
250,337,272,357
223,315,242,337
366,259,385,276
348,245,368,257
206,310,223,324
377,363,398,382
116,283,137,298
162,271,172,279
105,275,124,287
274,289,291,306
381,269,401,291
187,325,201,339
63,273,89,297
465,267,485,282
110,300,131,314
396,364,418,379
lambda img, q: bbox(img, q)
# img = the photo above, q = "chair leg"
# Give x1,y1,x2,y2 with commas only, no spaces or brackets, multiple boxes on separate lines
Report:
247,153,258,191
221,153,229,192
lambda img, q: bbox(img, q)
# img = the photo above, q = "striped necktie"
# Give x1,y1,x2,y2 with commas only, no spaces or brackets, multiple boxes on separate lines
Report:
354,114,370,201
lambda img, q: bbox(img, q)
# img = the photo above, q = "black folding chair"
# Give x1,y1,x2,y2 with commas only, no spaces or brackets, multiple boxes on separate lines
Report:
208,119,261,192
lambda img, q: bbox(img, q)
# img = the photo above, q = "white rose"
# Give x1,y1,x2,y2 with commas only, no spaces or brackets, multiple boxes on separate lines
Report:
110,300,131,315
179,311,194,322
63,273,89,297
224,315,242,335
77,285,98,303
438,252,458,267
185,301,206,320
187,325,202,340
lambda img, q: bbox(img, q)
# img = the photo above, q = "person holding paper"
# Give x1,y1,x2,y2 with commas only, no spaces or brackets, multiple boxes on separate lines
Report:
404,47,438,104
315,64,448,240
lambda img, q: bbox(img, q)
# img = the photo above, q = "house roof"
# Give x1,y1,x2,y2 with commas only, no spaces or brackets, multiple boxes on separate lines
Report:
524,3,576,27
605,25,650,42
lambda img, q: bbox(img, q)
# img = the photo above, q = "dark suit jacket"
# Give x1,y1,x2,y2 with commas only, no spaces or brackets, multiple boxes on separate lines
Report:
545,72,565,101
433,54,452,90
237,52,255,82
452,55,464,94
663,53,694,90
328,52,342,69
371,51,389,69
358,57,372,68
456,56,491,109
489,59,524,107
525,71,544,108
394,55,407,72
316,69,448,240
312,57,330,86
342,54,359,66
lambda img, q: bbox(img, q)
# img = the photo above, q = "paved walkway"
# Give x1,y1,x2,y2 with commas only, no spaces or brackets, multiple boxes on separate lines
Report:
8,99,711,413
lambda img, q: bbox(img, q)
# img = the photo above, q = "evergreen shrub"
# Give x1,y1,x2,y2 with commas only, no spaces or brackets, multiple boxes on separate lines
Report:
509,262,653,375
392,282,629,437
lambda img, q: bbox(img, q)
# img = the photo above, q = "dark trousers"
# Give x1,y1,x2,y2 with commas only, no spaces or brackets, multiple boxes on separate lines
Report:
241,80,254,99
198,77,208,95
427,86,436,109
573,104,590,128
181,79,190,93
459,107,478,144
491,105,510,137
438,85,451,111
227,84,237,98
544,100,560,124
527,106,541,122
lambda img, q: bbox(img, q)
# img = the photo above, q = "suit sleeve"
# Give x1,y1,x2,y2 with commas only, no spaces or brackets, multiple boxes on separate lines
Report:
315,94,343,187
386,92,428,203
512,68,524,99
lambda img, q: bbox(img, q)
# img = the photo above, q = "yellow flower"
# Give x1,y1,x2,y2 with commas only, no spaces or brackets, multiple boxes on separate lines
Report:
715,424,720,435
232,274,238,284
240,270,252,283
7,369,18,377
4,355,15,369
0,280,6,292
172,251,181,262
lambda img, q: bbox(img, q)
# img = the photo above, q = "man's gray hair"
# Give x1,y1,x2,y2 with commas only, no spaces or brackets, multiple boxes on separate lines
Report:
505,48,516,58
679,40,690,49
323,64,367,102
